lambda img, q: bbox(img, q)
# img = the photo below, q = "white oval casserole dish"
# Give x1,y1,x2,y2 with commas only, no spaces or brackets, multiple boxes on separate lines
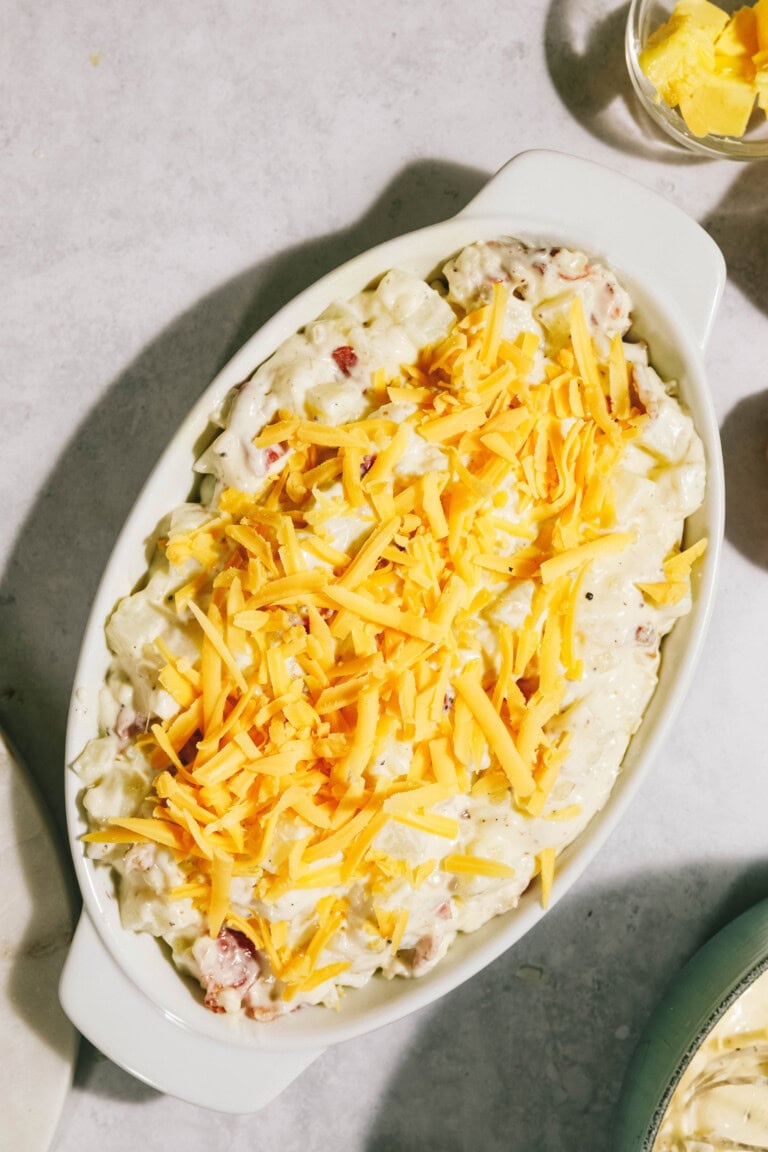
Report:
60,149,726,1113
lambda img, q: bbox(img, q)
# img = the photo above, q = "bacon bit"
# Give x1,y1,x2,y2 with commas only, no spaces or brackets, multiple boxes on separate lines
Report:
436,900,453,919
559,270,589,282
200,927,262,1012
178,735,201,763
628,377,647,415
115,708,148,742
228,928,259,959
264,443,287,468
332,346,358,376
516,676,538,702
360,453,376,477
635,623,657,647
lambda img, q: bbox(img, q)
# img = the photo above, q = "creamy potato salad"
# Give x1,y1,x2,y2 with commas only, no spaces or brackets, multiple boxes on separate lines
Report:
654,969,768,1151
76,238,707,1019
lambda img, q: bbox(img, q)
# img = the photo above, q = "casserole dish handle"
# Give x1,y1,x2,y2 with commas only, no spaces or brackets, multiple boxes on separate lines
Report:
457,149,725,354
60,912,325,1113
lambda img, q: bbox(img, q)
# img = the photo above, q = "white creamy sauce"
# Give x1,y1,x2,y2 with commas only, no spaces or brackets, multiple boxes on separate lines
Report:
653,969,768,1152
197,269,456,495
443,238,632,363
75,238,706,1020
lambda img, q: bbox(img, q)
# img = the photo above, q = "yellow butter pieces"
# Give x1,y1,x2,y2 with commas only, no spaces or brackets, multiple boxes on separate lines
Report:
639,0,768,136
640,1,728,105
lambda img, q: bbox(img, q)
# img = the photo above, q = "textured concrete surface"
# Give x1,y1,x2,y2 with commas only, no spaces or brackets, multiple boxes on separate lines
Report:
3,1,768,1149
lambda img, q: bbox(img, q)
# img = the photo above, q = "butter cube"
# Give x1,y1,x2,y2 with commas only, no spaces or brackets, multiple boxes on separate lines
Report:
716,6,759,56
674,0,730,31
639,15,719,105
754,47,768,109
755,0,768,50
678,65,757,134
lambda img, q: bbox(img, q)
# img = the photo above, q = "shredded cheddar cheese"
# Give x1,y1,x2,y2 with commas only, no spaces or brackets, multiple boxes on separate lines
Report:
82,268,707,1012
537,847,557,909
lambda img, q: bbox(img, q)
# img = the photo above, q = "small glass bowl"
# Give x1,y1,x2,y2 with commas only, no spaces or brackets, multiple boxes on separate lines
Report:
626,0,768,159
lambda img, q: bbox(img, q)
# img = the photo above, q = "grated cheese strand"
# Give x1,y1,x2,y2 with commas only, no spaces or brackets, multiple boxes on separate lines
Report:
454,668,535,798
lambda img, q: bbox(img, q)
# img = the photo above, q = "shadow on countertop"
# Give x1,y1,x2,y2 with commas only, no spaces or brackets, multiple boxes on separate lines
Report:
544,0,705,164
701,164,768,571
719,390,768,572
362,860,768,1152
0,156,488,844
51,861,768,1147
703,161,768,321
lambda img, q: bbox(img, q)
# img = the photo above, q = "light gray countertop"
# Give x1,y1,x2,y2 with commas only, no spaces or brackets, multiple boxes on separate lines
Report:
3,2,768,1149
